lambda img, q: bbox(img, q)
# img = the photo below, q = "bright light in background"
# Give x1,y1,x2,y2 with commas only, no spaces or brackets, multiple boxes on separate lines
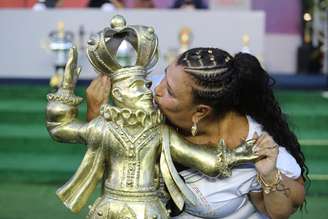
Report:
304,13,312,22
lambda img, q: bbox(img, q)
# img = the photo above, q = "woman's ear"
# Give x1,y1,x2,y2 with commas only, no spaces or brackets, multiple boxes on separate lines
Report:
111,87,123,102
192,104,212,123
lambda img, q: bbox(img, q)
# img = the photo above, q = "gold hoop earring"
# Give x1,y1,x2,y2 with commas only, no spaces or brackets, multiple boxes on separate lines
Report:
191,122,198,136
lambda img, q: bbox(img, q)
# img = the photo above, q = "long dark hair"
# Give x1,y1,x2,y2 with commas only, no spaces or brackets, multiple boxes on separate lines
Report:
177,48,309,183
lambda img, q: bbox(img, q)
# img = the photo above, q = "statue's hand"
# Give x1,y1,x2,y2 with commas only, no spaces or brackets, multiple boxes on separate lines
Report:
228,139,263,165
61,46,81,91
48,46,83,105
215,139,264,177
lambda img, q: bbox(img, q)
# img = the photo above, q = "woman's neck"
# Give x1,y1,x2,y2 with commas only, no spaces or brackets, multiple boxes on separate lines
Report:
187,111,249,149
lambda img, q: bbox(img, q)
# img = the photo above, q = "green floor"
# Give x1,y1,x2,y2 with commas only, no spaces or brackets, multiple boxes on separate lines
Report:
0,85,327,218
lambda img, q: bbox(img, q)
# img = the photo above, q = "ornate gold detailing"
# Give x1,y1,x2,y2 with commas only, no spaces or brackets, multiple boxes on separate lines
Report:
86,15,158,77
119,206,137,219
214,139,259,177
100,104,163,126
47,92,82,106
110,66,146,81
214,139,231,177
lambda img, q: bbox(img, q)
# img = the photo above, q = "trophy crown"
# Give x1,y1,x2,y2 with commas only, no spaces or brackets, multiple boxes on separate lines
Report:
86,15,158,80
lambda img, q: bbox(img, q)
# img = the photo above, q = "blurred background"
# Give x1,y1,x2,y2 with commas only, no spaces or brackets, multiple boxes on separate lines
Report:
0,0,327,218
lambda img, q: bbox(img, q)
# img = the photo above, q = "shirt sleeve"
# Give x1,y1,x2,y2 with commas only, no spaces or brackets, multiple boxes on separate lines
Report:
276,147,302,179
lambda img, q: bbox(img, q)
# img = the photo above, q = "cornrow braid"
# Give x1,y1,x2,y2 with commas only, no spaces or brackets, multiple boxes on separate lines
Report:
195,87,225,99
177,48,236,102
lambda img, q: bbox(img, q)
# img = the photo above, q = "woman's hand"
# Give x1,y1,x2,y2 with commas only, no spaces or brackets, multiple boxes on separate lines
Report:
250,132,305,219
86,75,111,121
253,132,279,182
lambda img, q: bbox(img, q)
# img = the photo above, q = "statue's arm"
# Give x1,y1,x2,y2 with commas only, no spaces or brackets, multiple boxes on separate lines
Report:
169,127,262,177
169,129,220,176
46,47,87,144
46,99,87,144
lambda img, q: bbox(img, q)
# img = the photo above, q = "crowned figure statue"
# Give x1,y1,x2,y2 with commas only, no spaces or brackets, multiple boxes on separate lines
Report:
46,15,261,219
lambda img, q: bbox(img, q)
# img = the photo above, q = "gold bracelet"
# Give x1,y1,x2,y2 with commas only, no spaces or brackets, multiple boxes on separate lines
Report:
257,169,282,194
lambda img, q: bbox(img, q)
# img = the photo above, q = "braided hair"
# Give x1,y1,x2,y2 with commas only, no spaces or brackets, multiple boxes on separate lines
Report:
177,48,309,183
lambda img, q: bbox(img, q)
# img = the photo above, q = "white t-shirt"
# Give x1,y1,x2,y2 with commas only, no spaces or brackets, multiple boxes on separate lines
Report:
173,116,301,219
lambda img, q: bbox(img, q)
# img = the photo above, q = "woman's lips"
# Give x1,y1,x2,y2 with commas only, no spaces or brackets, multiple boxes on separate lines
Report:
153,97,161,110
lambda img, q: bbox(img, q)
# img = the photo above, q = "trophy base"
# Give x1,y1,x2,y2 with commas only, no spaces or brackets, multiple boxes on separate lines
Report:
87,188,169,219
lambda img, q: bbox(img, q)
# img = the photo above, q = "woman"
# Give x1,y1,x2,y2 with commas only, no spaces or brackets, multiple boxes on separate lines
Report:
86,48,307,218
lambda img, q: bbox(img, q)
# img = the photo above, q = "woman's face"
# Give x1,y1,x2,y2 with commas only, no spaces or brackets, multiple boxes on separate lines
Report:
154,63,195,130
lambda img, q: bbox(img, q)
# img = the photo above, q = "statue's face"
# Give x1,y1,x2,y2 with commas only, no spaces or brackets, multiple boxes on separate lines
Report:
112,75,154,111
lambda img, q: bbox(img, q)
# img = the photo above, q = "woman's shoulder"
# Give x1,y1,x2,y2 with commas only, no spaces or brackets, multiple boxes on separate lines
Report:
277,147,302,179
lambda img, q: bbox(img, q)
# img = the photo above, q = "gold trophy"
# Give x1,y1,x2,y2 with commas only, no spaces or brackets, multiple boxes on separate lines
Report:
46,15,261,218
178,27,193,54
48,21,74,88
165,26,193,65
241,33,251,54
